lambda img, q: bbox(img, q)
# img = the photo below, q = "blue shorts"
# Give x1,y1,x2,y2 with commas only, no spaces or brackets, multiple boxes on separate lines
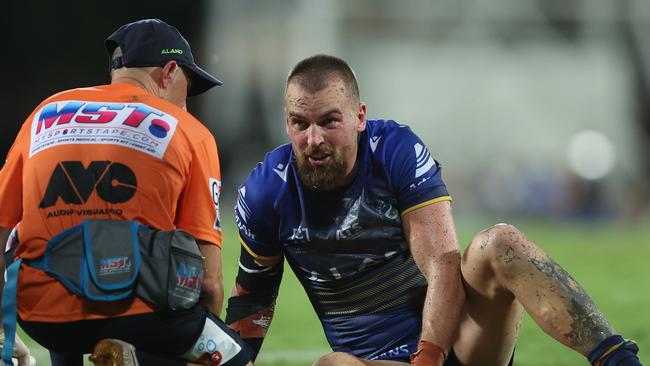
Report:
321,302,514,365
322,303,422,361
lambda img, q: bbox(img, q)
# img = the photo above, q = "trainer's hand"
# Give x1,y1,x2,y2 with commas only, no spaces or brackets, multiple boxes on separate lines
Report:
0,331,34,366
410,340,445,366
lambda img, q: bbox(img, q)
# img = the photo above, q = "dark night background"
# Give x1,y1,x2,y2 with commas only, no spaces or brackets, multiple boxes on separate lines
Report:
2,1,210,160
3,1,650,217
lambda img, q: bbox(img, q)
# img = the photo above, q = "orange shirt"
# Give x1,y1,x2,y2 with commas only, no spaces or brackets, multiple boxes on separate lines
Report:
0,83,223,322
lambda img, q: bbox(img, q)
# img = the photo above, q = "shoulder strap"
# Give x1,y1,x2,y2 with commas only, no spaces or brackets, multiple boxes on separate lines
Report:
2,258,23,366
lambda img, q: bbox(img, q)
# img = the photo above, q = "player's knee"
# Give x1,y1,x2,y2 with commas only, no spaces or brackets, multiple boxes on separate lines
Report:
463,223,529,276
312,352,361,366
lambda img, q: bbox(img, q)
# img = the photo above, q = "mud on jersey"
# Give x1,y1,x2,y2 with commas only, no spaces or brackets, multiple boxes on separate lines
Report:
236,119,451,360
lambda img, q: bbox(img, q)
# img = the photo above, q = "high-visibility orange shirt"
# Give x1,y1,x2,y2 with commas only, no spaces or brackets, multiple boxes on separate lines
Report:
0,83,223,322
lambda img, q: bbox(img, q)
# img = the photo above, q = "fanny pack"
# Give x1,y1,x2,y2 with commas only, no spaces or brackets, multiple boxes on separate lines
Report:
2,219,206,365
28,219,204,310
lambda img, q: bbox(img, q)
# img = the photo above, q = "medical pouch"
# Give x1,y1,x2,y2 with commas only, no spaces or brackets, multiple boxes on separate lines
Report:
137,229,204,310
42,220,140,301
42,225,85,297
82,220,140,300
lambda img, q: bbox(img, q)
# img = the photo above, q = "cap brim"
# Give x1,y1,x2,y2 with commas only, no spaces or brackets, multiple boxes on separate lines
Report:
183,64,223,96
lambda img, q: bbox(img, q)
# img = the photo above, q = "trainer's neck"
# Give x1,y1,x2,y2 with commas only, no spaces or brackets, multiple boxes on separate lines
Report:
111,70,161,98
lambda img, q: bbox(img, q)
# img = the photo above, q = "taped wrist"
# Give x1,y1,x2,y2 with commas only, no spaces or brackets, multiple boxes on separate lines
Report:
588,335,641,366
225,247,283,361
410,340,446,366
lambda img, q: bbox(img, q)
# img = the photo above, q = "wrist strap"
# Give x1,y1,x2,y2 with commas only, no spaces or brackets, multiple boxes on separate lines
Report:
410,340,447,364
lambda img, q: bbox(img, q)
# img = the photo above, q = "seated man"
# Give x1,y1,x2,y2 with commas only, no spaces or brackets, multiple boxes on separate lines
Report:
225,54,643,366
0,19,252,366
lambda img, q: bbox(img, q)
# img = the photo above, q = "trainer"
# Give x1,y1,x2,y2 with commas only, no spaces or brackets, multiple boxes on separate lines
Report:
0,19,251,366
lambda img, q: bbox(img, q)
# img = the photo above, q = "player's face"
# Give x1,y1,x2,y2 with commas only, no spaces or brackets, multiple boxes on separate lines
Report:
285,78,366,191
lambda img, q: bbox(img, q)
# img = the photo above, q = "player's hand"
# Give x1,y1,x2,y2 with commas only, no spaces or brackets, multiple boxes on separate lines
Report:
0,331,35,366
410,340,445,366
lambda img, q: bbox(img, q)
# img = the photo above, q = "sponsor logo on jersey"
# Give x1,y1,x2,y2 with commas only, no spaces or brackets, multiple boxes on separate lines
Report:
30,100,178,159
336,221,362,240
302,256,382,283
374,199,399,220
235,186,256,238
336,196,362,240
40,161,137,208
305,269,327,283
414,143,435,178
369,135,381,152
252,315,272,328
235,215,256,240
45,208,125,218
210,178,222,230
369,344,410,360
408,176,431,191
236,186,251,223
289,226,310,243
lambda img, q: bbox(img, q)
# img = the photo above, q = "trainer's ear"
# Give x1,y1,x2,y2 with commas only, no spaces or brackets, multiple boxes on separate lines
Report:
161,61,180,89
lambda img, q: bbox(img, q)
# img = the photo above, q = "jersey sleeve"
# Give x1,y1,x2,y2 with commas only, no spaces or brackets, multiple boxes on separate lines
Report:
235,163,283,260
383,125,451,215
0,124,27,228
174,134,223,247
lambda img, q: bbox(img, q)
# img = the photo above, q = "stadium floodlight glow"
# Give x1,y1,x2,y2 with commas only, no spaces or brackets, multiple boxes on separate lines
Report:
566,129,616,181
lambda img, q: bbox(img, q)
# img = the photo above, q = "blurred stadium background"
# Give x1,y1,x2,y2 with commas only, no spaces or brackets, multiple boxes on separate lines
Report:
5,0,650,365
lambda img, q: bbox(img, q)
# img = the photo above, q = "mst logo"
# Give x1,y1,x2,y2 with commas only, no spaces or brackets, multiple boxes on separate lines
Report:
40,161,137,208
30,101,178,159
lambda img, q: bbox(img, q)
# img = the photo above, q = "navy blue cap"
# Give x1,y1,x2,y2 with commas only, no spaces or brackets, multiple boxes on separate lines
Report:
105,19,222,96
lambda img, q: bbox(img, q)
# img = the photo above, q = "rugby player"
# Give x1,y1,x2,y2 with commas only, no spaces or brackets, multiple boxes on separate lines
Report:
225,54,643,366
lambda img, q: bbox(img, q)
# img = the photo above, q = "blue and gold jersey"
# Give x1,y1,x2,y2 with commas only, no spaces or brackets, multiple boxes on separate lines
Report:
236,119,451,360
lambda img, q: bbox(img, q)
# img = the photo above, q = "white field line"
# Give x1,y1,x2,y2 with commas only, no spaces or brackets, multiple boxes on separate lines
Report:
30,347,332,366
28,347,332,365
256,348,331,363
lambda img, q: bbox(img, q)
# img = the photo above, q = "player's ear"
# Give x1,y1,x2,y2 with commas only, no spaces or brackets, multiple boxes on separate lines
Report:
284,104,291,135
285,115,291,135
357,102,367,131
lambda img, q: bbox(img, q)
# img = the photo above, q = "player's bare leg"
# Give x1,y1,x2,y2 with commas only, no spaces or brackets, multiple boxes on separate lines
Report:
454,223,615,365
312,352,407,366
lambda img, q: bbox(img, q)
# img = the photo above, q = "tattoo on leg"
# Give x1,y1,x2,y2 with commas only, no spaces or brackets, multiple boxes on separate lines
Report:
529,257,614,350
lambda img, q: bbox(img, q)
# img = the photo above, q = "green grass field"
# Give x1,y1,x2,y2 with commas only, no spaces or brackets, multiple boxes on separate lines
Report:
20,218,650,365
